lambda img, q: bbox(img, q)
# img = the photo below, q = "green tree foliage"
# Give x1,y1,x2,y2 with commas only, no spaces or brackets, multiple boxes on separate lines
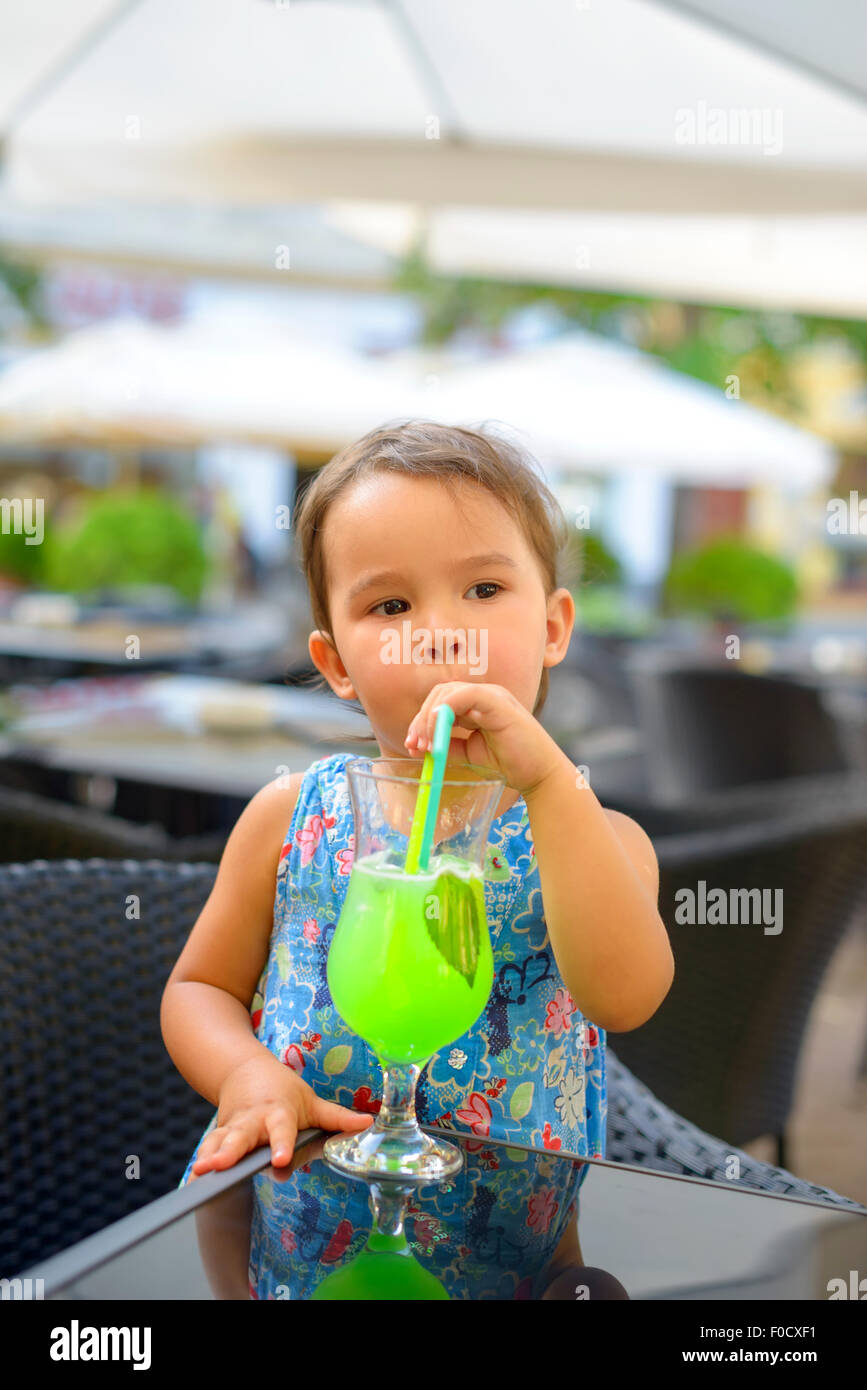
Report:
391,248,865,416
0,252,50,333
567,530,622,587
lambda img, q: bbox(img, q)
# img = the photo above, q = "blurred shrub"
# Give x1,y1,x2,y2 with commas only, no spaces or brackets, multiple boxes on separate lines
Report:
567,532,658,635
573,585,657,636
44,488,209,602
0,513,51,585
663,537,799,623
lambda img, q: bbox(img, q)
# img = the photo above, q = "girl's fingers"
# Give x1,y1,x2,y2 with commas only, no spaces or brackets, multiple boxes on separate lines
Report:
313,1098,377,1135
193,1123,253,1172
188,1096,374,1187
208,1124,257,1167
409,684,496,748
267,1112,299,1168
191,1128,229,1170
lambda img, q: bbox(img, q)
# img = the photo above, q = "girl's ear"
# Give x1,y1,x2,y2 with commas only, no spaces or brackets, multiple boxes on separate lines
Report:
308,629,356,700
544,588,575,666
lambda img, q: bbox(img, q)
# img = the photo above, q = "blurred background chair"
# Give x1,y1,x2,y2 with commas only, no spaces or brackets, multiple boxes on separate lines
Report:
0,858,217,1276
623,662,852,803
605,771,867,1171
2,857,863,1279
543,633,652,802
0,784,227,863
548,632,641,734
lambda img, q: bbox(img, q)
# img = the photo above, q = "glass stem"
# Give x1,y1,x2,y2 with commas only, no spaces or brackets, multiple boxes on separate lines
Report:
376,1061,423,1132
367,1181,413,1251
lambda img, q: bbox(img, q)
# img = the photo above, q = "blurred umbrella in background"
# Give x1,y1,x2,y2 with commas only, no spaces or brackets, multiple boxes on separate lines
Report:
1,0,866,314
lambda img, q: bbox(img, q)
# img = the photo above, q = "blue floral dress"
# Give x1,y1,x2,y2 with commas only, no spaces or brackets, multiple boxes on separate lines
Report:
178,751,607,1298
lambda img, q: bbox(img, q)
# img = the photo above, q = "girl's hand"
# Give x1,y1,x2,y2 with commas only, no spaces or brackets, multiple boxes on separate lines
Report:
188,1054,375,1181
404,681,566,798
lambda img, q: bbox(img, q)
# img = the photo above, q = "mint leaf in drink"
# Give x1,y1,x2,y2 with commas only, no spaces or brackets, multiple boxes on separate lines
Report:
424,870,480,988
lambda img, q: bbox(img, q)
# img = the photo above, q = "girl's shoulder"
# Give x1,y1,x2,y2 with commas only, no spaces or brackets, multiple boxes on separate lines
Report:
251,753,335,847
268,752,352,865
251,770,307,875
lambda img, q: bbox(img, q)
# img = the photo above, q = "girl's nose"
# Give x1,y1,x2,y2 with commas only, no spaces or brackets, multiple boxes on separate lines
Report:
412,620,466,664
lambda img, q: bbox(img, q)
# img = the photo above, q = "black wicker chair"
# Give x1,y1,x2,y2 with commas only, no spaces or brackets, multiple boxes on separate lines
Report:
0,784,227,863
1,858,863,1280
625,663,851,803
0,859,218,1277
605,771,867,1171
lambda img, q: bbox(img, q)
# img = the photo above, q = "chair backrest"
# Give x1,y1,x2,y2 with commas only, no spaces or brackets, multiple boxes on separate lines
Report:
0,859,217,1276
608,773,867,1149
0,785,227,863
556,633,640,728
626,664,851,802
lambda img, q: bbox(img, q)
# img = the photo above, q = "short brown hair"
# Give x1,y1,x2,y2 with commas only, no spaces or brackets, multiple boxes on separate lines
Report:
291,419,576,736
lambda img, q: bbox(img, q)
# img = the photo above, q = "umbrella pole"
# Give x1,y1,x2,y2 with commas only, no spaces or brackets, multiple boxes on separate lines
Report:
114,448,140,489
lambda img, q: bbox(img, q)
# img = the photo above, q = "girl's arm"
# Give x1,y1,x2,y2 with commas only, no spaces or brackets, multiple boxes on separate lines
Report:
524,753,673,1033
406,681,672,1036
160,772,304,1107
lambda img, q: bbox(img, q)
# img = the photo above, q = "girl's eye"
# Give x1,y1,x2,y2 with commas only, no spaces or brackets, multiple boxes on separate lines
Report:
467,582,503,600
370,598,408,617
369,583,502,617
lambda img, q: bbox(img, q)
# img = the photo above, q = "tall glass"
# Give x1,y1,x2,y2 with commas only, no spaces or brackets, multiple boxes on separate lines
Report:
324,756,505,1182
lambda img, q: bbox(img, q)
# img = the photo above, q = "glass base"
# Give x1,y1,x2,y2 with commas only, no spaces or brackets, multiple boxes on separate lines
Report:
324,1119,464,1184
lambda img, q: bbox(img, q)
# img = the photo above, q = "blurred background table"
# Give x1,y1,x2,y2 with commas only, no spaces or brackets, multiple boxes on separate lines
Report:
0,591,306,683
1,672,371,790
0,672,374,846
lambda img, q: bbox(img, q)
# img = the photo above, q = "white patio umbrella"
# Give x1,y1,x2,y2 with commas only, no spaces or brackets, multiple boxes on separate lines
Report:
657,0,867,105
0,310,834,490
2,0,865,212
1,0,866,319
0,308,429,451
395,328,835,488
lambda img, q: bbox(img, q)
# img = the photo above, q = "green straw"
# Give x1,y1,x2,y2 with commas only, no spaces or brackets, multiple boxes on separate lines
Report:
404,702,455,874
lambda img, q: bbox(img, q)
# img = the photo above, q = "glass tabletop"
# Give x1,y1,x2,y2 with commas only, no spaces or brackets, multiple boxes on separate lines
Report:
22,1126,867,1302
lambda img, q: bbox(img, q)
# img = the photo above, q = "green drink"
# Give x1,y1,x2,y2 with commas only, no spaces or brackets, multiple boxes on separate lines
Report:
327,850,493,1066
310,1232,450,1301
322,755,504,1182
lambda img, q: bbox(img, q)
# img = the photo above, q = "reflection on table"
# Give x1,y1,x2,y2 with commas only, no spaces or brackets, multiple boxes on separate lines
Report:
27,1128,867,1302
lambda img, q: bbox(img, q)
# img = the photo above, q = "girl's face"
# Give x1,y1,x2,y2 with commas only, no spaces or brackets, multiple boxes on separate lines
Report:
308,472,574,765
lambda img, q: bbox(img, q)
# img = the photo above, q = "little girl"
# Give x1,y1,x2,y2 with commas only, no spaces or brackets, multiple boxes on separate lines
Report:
162,419,673,1299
